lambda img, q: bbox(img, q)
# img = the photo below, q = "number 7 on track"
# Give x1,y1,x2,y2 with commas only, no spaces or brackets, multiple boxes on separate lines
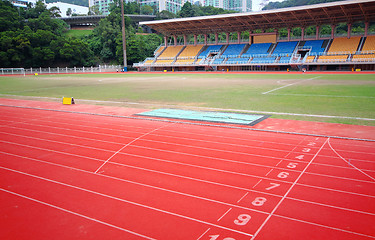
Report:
266,183,280,190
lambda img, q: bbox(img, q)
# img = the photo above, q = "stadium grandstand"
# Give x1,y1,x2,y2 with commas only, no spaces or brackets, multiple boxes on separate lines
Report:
134,0,375,72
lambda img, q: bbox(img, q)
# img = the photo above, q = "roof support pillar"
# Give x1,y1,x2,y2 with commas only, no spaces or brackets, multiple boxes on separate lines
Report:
331,25,336,39
237,32,241,44
287,28,291,41
173,35,177,46
183,35,187,46
164,36,167,47
204,34,207,45
347,23,351,39
194,34,197,46
226,32,230,44
249,30,253,44
301,27,305,41
316,25,320,40
215,33,218,45
365,22,369,37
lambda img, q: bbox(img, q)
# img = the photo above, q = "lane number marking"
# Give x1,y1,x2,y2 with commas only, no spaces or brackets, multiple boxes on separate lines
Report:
277,172,289,179
266,183,280,190
295,155,304,160
287,163,298,168
234,214,251,226
252,197,267,206
209,235,235,240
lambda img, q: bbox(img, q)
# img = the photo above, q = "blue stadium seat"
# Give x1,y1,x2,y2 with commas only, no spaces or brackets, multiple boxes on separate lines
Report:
226,57,250,64
244,43,272,55
279,56,291,63
221,44,246,58
198,45,223,59
212,58,225,64
303,40,325,55
272,41,298,55
251,57,276,63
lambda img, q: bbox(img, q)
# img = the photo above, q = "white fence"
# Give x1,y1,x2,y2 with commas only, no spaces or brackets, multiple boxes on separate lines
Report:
0,65,122,75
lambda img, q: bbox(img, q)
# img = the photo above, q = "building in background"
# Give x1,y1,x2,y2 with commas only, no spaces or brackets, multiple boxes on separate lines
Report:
200,0,251,12
10,0,37,8
139,0,184,14
89,0,114,15
47,2,89,17
87,0,252,16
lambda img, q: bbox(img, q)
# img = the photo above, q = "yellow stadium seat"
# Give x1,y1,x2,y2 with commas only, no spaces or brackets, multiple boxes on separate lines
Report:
158,46,184,58
305,56,315,63
362,36,375,52
327,37,360,54
317,55,348,62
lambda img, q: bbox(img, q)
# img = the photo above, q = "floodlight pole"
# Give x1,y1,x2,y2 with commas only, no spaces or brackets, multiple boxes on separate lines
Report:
120,0,127,72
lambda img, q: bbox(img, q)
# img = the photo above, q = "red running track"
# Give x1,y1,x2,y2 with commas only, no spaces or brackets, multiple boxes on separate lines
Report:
0,99,375,240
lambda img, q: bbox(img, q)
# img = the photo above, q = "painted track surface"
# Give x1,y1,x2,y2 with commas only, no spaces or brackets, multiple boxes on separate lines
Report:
0,99,375,240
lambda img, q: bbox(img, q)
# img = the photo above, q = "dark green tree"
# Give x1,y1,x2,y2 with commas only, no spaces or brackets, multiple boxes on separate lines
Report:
0,0,22,31
178,2,196,18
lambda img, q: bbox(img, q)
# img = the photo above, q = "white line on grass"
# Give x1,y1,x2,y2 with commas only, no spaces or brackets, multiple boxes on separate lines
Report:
267,93,375,99
262,77,320,95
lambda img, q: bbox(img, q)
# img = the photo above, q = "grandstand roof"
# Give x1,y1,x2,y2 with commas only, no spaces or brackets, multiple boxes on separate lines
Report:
140,0,375,36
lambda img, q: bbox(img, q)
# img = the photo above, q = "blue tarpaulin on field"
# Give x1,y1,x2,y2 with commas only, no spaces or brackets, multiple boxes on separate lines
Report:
136,109,269,126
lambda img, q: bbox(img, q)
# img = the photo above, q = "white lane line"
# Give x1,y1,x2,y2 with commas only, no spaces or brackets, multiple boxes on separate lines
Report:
3,128,374,180
13,112,375,155
2,150,375,224
0,166,253,237
0,151,269,214
0,187,156,240
4,124,374,176
277,214,375,239
1,139,375,200
262,77,320,95
251,138,329,240
237,192,249,203
217,208,232,222
252,179,262,189
327,138,375,182
94,124,169,174
196,228,211,240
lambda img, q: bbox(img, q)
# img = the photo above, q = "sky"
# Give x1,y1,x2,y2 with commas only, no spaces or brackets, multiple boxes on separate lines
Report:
252,0,285,11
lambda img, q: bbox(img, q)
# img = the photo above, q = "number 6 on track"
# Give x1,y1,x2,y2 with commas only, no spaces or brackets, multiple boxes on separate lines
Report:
234,214,251,226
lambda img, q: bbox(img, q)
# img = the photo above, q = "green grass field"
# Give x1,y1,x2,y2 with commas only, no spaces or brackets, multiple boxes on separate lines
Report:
1,73,374,126
63,29,93,38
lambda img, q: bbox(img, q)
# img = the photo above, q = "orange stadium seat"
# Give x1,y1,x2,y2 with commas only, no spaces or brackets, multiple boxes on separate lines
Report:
178,45,203,58
158,46,184,59
174,59,196,64
361,36,375,52
352,54,375,62
154,59,174,65
327,37,360,54
317,55,348,62
305,56,316,63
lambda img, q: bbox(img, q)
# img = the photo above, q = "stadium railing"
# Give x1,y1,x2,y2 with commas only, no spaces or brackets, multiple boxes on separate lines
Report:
1,65,122,75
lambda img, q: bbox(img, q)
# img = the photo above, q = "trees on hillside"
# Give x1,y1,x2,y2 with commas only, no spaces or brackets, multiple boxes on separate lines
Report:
262,0,346,10
0,0,93,67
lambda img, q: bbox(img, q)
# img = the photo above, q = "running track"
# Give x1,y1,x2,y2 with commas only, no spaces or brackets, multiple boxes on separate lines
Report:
0,99,375,240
